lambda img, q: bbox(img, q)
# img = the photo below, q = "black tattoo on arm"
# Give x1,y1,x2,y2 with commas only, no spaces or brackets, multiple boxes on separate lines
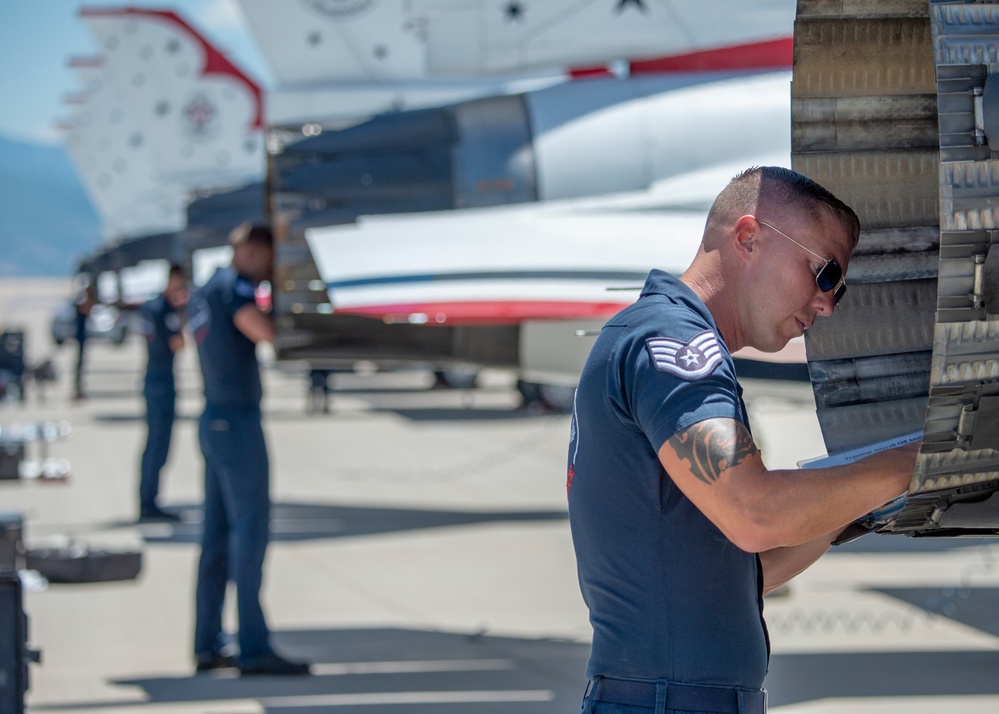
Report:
668,420,759,485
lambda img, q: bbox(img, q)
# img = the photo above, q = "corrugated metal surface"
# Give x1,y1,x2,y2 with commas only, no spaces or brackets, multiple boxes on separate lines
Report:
794,0,999,535
793,0,938,456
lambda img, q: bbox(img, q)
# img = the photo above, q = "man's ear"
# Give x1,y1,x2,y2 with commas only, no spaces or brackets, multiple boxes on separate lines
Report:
733,214,760,259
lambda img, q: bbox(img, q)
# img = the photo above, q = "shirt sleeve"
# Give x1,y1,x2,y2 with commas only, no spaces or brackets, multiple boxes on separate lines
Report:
139,303,156,343
225,275,258,319
610,309,744,453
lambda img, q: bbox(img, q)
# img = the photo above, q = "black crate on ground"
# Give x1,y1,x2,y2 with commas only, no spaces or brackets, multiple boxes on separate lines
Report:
0,514,22,572
25,546,142,583
0,444,24,481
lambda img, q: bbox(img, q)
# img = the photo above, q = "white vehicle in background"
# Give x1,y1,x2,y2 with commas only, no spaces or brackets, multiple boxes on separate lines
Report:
50,301,130,347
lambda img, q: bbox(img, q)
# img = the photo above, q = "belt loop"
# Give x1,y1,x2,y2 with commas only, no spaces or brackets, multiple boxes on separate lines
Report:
654,679,668,713
738,688,768,714
581,676,598,712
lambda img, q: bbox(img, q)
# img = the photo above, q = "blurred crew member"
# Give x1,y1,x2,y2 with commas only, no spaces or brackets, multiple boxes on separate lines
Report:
72,287,95,400
188,223,311,677
137,264,187,522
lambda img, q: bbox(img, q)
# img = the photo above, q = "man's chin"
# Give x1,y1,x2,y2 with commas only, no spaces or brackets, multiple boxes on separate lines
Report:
733,337,807,365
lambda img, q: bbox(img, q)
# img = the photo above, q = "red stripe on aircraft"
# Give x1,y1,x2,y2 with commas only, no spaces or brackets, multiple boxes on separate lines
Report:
79,6,264,128
630,37,793,73
569,66,614,80
337,300,631,326
570,37,793,78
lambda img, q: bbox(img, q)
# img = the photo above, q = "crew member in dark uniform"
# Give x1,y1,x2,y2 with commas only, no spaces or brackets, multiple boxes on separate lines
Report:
72,286,95,401
188,223,311,677
568,167,917,712
137,264,187,522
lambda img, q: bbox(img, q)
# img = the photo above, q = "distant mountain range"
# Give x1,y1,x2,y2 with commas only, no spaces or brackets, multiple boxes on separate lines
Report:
0,133,102,277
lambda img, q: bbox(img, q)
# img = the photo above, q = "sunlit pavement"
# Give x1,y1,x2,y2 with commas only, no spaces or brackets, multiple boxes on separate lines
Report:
2,279,998,713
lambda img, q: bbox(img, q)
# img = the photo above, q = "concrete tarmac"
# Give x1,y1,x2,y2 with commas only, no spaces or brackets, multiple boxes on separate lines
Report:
2,278,998,713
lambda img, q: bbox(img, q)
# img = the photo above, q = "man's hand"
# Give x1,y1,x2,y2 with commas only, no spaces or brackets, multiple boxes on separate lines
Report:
233,304,275,344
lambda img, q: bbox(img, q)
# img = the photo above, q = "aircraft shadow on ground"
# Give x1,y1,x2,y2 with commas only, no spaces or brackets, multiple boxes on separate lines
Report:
66,387,142,400
76,364,142,376
30,624,999,712
88,389,569,423
767,649,999,706
255,405,567,424
38,627,589,714
90,404,563,424
872,587,999,638
764,585,999,705
92,412,198,424
368,406,570,422
290,388,571,421
119,501,568,545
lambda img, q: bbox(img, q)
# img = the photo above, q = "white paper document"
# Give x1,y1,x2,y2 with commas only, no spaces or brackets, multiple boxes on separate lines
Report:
796,431,922,470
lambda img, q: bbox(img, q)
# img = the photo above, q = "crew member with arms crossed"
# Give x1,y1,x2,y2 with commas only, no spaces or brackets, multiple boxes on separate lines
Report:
568,166,918,713
137,263,187,522
188,223,311,676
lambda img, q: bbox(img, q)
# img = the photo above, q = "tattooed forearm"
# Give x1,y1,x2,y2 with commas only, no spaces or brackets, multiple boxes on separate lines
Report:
668,420,759,485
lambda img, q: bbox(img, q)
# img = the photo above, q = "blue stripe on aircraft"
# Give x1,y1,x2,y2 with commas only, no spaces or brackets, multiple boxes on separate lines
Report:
327,269,650,290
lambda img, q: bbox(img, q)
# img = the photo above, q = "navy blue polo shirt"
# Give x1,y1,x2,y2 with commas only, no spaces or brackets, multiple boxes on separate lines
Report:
567,269,768,688
139,294,182,387
189,267,262,410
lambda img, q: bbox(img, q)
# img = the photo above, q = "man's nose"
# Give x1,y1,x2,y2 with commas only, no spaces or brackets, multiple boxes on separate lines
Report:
813,289,836,316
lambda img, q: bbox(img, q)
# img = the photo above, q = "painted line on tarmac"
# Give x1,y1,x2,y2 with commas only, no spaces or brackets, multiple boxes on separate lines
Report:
261,690,555,707
312,658,515,676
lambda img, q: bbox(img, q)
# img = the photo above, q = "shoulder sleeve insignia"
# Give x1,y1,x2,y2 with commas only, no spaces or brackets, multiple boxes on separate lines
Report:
645,330,723,380
165,313,181,331
234,279,256,299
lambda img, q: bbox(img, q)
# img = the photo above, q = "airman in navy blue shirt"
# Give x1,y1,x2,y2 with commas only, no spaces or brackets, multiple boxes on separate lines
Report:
189,223,311,677
137,264,187,521
568,167,918,713
72,286,95,400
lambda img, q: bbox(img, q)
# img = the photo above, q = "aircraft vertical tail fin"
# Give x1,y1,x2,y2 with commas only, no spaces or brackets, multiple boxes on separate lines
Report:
60,56,187,241
79,7,265,188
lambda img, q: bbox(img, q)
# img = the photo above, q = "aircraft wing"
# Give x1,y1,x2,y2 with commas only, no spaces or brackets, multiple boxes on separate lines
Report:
236,0,428,85
416,0,795,75
237,0,799,124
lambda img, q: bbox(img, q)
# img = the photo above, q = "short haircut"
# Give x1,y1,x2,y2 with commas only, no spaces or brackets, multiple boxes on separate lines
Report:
168,263,185,279
229,222,274,249
708,166,861,248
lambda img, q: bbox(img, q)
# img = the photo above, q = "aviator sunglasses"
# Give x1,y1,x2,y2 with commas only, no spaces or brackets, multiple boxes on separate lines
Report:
757,220,847,305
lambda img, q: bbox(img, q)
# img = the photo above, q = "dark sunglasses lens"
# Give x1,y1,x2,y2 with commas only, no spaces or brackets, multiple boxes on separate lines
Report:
833,284,846,305
815,260,842,293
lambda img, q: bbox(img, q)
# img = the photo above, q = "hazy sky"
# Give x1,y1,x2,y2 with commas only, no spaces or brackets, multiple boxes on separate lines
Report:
0,0,272,145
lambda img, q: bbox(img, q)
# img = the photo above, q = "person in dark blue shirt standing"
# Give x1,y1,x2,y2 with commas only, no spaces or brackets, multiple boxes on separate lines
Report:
568,167,918,713
188,223,311,677
137,264,187,522
72,286,95,401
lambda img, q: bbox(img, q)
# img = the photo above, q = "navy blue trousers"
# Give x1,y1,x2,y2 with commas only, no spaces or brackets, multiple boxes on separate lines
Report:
194,406,272,664
139,382,175,511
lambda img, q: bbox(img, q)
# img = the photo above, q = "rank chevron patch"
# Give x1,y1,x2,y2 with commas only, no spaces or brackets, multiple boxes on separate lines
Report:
645,330,723,380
